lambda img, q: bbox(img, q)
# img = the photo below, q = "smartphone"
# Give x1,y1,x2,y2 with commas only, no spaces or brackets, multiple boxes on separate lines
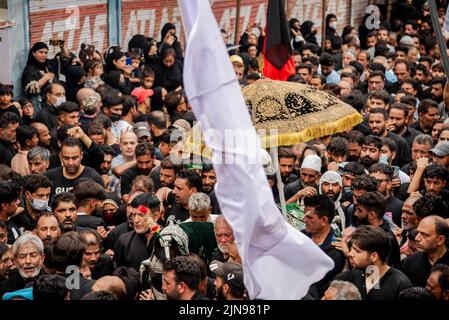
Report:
393,166,400,177
126,57,132,66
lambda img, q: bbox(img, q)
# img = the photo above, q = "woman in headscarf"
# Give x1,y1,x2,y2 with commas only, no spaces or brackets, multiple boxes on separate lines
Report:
153,48,183,92
157,23,183,61
300,21,319,46
325,13,338,39
104,46,132,95
65,65,87,102
21,42,59,112
289,18,304,51
151,87,168,111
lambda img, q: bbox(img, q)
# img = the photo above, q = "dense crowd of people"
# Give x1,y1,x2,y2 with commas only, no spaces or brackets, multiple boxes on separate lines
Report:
0,0,449,301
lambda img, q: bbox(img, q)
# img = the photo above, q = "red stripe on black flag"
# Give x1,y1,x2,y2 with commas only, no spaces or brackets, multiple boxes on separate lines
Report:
262,0,295,81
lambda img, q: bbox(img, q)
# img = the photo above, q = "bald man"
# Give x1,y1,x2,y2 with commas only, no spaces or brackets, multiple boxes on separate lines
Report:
111,131,138,178
399,215,449,287
91,275,127,300
30,122,52,149
76,88,101,132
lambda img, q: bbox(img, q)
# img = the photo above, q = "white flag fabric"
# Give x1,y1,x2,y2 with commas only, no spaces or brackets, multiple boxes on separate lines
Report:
178,0,334,300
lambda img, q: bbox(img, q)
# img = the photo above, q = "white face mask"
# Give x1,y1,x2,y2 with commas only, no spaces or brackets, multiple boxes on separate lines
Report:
329,21,337,30
29,194,49,212
54,96,66,107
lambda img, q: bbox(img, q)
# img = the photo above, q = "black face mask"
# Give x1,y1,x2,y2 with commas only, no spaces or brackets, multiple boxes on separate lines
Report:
109,114,121,122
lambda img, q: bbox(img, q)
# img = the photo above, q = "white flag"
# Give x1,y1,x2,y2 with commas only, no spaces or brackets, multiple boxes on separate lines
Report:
178,0,334,300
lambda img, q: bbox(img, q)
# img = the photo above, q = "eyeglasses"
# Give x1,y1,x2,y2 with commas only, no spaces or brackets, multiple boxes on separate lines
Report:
373,178,389,184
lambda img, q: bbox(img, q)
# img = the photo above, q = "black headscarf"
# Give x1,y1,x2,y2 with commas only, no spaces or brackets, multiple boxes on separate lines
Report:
26,42,50,70
105,70,131,95
161,23,176,41
301,21,318,45
65,65,86,102
151,87,165,111
154,48,183,92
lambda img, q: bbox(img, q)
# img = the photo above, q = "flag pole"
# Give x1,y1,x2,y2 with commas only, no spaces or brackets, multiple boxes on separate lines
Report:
429,0,449,77
234,0,242,45
321,0,328,53
270,146,287,217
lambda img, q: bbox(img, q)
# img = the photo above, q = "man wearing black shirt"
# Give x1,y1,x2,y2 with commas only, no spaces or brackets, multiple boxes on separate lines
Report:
369,163,403,227
121,142,156,201
368,108,411,167
335,225,412,300
45,137,102,197
73,179,106,230
162,256,208,300
0,111,19,167
303,195,346,298
11,174,52,232
51,192,87,234
36,82,66,131
410,99,439,135
0,182,21,245
79,230,114,280
388,103,420,148
156,169,202,224
355,191,401,267
400,215,449,287
114,193,161,270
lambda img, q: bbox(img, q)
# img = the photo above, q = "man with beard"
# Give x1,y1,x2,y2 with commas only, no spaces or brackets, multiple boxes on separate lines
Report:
0,182,21,245
302,195,346,298
121,142,155,202
36,83,66,131
45,137,103,197
73,179,106,229
201,163,217,195
51,192,86,233
11,174,51,232
30,122,52,151
360,135,383,170
368,108,412,167
399,194,421,250
103,191,143,252
0,234,45,298
285,154,322,204
27,147,50,175
114,193,161,270
156,169,202,224
430,77,446,115
34,212,61,245
162,256,207,300
211,215,235,263
319,171,350,230
210,260,246,300
0,244,13,281
150,157,181,191
400,216,449,287
278,147,298,185
97,145,115,190
387,103,420,148
335,225,412,300
355,191,401,267
369,163,403,227
79,230,114,280
410,99,439,135
346,130,365,162
0,112,19,167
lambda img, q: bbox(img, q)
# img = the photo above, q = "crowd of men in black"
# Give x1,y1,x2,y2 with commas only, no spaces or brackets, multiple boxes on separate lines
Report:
0,0,449,300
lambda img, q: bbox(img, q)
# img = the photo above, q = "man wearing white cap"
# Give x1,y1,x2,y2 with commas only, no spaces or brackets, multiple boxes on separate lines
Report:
319,171,350,230
285,154,322,204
